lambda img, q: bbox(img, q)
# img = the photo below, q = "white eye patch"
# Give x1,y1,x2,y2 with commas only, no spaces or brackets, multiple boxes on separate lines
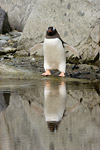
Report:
53,27,55,31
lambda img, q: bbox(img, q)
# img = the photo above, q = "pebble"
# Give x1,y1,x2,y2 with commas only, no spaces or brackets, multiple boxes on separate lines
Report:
7,55,14,59
9,31,22,37
0,35,11,41
31,58,36,62
0,57,4,61
96,69,100,73
72,64,79,70
0,31,22,56
0,40,8,47
12,43,18,48
12,36,21,42
70,72,81,78
15,50,29,56
3,47,12,51
2,47,16,54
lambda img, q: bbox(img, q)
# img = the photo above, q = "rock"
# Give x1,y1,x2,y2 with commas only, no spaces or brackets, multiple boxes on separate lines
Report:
96,69,100,73
0,40,8,47
0,0,37,31
0,31,21,53
0,55,100,80
0,7,12,34
91,24,100,43
0,0,100,62
0,57,4,61
70,72,81,78
18,0,100,62
12,36,21,42
0,64,29,79
9,31,22,37
3,55,14,60
11,43,18,48
15,50,29,56
72,65,79,70
31,57,36,62
0,47,16,55
3,47,16,52
0,35,11,41
77,20,100,62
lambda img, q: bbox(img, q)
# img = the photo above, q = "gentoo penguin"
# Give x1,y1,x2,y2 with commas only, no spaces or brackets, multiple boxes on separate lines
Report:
30,26,79,77
44,80,66,132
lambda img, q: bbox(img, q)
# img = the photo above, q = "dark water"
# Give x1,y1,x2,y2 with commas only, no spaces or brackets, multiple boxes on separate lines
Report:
0,79,100,150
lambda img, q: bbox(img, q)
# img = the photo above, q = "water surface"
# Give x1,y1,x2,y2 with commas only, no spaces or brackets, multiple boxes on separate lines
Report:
0,79,100,150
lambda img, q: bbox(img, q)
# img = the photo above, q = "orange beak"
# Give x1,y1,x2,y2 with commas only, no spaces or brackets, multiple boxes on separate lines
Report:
48,29,52,32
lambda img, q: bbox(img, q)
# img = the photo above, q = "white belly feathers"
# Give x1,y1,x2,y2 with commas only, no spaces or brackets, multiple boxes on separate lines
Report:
43,38,66,73
44,81,66,122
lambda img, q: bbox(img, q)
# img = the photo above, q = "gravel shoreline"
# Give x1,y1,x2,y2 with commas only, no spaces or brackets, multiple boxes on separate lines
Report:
0,56,100,80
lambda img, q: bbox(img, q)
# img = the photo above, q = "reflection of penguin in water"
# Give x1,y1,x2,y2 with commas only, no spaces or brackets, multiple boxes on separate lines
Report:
30,26,79,77
44,81,66,132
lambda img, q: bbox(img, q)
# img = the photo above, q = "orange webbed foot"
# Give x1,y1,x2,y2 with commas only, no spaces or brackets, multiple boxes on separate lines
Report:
58,72,65,77
42,70,51,76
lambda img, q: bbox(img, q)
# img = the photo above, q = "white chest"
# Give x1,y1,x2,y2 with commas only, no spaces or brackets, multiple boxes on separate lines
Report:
43,38,65,61
43,38,62,50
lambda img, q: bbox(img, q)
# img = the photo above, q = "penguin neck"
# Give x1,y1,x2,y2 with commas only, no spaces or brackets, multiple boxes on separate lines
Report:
45,32,67,46
46,32,60,39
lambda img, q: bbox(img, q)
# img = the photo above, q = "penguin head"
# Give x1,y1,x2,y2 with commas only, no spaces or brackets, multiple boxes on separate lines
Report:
47,26,57,36
47,121,60,132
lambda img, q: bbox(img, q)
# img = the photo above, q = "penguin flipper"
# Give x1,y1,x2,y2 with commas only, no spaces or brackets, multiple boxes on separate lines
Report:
64,44,79,58
30,43,43,55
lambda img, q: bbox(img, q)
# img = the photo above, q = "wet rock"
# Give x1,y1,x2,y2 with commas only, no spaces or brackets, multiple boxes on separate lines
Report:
0,30,22,55
72,65,79,70
0,64,28,79
3,55,14,60
12,36,21,42
0,7,12,34
0,35,11,41
70,72,81,78
15,50,29,56
0,40,8,47
0,55,100,80
96,74,100,79
9,31,22,37
96,69,100,73
66,56,80,64
0,47,16,55
11,42,18,48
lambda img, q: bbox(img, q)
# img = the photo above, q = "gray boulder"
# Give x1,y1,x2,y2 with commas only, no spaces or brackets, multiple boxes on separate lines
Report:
0,7,12,34
19,0,100,62
1,0,100,62
0,40,7,47
0,0,36,31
